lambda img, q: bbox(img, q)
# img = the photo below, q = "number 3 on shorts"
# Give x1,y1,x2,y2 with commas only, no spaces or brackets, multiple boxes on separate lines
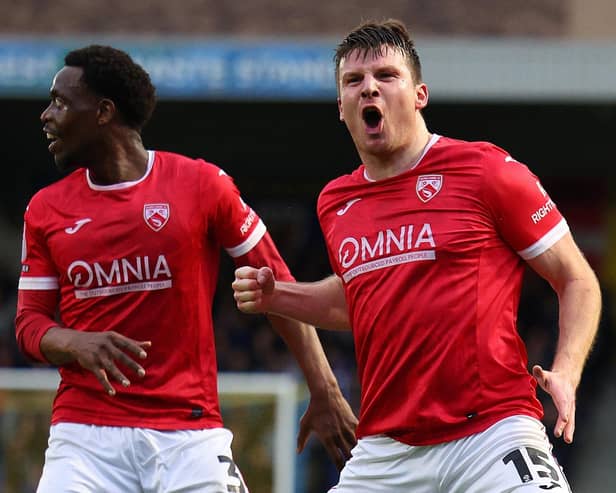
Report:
217,455,247,493
502,447,571,491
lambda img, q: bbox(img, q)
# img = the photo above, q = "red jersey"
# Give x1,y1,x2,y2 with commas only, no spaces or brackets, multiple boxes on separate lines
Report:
16,150,293,430
317,135,568,445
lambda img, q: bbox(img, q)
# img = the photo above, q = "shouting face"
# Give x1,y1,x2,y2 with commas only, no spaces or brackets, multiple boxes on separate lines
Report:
337,47,429,160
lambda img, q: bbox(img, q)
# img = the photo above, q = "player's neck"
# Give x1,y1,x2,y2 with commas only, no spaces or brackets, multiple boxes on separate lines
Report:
88,131,149,186
362,126,432,181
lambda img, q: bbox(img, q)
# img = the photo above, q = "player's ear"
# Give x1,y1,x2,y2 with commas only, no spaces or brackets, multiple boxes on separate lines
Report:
338,97,344,122
415,83,429,110
97,98,116,125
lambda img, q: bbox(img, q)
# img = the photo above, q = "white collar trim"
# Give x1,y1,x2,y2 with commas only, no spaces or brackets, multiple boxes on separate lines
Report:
363,134,441,182
87,150,155,191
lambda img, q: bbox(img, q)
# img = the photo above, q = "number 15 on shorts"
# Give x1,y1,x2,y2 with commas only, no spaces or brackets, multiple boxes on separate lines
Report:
502,447,571,491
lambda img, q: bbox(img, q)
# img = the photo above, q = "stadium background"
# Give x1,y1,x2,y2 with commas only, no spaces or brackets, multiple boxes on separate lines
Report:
0,0,615,491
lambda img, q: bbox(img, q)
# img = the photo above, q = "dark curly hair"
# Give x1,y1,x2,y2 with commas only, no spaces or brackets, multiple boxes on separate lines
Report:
65,45,157,131
334,19,422,91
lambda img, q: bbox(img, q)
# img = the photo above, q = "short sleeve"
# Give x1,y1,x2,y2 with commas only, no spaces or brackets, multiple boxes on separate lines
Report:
201,163,267,259
482,150,569,260
18,199,60,291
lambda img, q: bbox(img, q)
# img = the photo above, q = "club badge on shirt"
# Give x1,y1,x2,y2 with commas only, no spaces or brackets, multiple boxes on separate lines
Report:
144,203,170,231
416,175,443,203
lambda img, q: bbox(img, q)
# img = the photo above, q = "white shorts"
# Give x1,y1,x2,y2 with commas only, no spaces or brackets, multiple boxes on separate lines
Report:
329,415,571,493
36,423,249,493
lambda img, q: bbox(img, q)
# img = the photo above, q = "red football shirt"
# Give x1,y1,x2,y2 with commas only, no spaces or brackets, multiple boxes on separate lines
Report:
317,135,568,445
16,150,293,430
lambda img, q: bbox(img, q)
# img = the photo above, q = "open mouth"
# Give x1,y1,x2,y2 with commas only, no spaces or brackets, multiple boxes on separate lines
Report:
362,107,383,130
44,130,60,153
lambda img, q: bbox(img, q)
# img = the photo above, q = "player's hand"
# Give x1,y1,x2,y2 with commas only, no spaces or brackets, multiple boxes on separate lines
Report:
67,330,151,396
297,387,358,471
532,364,576,443
232,266,275,314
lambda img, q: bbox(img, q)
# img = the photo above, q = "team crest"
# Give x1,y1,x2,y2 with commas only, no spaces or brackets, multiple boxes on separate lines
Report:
144,203,170,231
416,175,443,203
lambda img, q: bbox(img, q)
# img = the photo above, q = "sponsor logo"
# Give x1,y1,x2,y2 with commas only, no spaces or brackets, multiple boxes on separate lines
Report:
67,254,172,299
338,223,436,281
531,199,556,224
65,218,92,234
416,175,442,203
240,209,256,235
144,204,170,232
337,198,362,216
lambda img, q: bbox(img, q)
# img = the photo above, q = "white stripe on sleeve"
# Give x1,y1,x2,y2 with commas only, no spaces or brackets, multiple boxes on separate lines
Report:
18,276,59,290
225,220,267,258
517,218,569,260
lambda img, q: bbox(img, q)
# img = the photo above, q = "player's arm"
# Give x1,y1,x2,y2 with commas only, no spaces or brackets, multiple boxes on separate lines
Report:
211,167,357,466
264,312,357,469
482,148,601,444
234,238,356,469
16,289,151,396
526,232,601,443
233,266,350,330
210,163,350,330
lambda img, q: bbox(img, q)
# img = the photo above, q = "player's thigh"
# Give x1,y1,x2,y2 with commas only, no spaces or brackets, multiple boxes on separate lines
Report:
37,423,139,493
151,427,249,493
328,435,436,493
